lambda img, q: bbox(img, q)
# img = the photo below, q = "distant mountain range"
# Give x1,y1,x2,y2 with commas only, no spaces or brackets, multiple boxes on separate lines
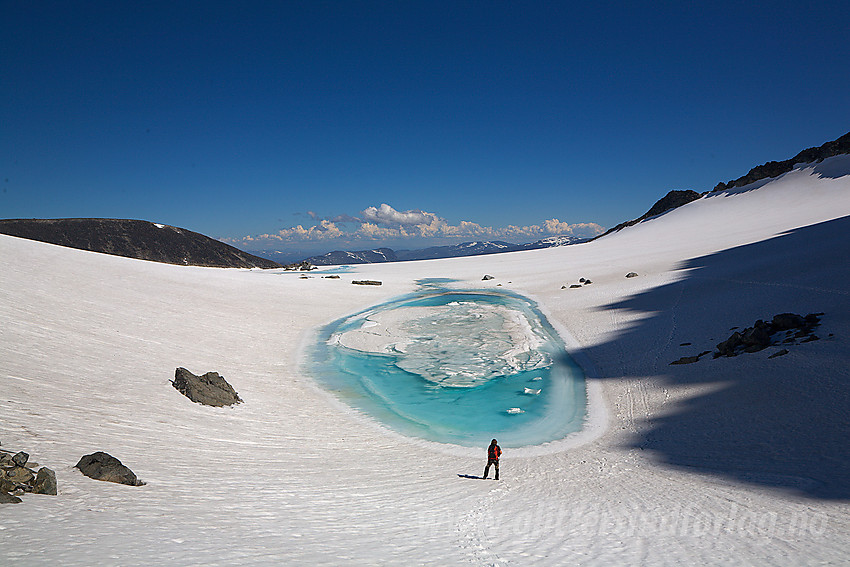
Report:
297,235,587,265
0,218,280,269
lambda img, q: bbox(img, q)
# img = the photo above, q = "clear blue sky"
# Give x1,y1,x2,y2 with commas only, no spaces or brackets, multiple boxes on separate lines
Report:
2,1,849,256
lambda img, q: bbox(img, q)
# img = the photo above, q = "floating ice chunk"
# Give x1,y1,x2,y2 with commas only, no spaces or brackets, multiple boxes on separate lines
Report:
523,387,541,395
506,407,524,414
531,376,543,381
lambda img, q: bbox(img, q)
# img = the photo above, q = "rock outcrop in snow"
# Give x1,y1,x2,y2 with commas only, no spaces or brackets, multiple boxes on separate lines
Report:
172,367,243,407
75,451,144,486
713,131,850,191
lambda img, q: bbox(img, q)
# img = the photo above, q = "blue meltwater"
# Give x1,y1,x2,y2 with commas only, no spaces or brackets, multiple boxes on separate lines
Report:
307,280,586,447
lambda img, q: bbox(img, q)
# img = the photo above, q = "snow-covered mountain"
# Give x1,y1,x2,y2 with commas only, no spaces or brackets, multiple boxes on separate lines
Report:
304,236,587,265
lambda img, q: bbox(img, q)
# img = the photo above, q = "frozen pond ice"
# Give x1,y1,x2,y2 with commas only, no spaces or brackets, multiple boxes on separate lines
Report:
308,281,586,447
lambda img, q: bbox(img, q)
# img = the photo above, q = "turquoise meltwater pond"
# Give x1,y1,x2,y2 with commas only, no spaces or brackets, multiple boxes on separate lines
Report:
308,280,586,448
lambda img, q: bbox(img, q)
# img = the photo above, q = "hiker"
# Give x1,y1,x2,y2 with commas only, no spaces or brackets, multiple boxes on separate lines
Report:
483,439,501,480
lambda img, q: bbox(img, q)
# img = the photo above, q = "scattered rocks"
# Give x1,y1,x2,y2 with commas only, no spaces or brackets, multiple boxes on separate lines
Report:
172,367,243,407
563,277,593,289
672,312,823,365
352,280,382,286
714,313,821,358
283,260,315,271
0,448,57,503
482,275,494,281
75,452,144,486
626,272,639,278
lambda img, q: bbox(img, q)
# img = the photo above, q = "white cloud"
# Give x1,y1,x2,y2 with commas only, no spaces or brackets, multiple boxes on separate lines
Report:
361,204,439,226
225,204,604,248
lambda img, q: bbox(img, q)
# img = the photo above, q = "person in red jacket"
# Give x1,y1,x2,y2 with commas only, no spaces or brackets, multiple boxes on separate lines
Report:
483,439,501,480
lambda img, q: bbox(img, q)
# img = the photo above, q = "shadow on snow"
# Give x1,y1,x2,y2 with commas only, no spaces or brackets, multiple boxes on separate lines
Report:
588,215,850,500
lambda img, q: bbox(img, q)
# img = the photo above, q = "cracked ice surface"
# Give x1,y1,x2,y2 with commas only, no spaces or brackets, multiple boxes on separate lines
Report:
334,301,550,387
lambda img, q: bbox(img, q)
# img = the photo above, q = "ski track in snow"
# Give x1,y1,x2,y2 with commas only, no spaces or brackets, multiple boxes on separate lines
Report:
2,157,850,565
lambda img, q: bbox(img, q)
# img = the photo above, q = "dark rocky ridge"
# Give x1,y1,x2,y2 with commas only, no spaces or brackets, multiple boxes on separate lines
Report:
0,218,281,269
596,131,850,241
593,190,703,240
713,131,850,192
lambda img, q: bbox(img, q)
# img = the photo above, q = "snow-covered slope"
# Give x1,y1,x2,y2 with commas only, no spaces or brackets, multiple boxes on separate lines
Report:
2,156,849,565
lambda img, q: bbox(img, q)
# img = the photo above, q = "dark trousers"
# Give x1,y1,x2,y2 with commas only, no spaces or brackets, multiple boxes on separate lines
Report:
483,458,499,479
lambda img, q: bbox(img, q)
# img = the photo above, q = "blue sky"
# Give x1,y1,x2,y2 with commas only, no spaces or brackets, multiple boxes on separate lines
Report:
2,1,849,257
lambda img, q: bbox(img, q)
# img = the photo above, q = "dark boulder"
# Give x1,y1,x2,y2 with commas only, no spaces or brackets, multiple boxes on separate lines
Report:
12,451,28,467
771,313,805,330
33,467,58,495
0,478,15,493
626,272,639,278
482,275,495,281
740,320,773,352
172,367,242,407
0,491,22,504
75,452,144,486
5,466,34,484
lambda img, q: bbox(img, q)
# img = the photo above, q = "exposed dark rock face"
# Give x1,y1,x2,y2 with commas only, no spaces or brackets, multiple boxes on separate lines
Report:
594,190,703,239
351,280,382,286
172,367,242,407
626,272,639,278
482,275,495,280
713,131,850,191
0,218,280,268
75,452,144,486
